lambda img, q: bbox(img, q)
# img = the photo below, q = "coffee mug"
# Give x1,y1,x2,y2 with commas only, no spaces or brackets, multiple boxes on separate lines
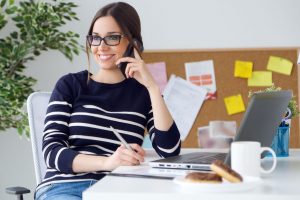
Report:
231,141,277,178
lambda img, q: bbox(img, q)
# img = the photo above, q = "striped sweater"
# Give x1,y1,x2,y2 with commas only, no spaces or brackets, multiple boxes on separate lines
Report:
37,70,181,190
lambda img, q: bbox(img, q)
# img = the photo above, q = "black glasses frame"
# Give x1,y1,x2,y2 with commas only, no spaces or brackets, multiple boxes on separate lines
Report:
86,34,125,46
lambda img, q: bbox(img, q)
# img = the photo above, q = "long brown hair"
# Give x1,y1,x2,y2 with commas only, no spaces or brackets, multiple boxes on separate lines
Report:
86,2,143,81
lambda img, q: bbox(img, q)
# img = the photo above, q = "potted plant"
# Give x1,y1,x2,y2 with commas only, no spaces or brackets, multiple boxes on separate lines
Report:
0,0,81,137
249,84,300,156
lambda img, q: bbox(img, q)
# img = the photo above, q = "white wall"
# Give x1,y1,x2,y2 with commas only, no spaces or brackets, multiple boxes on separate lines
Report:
1,0,300,199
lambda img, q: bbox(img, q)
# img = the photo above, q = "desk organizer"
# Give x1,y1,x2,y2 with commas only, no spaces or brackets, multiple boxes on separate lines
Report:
269,126,290,157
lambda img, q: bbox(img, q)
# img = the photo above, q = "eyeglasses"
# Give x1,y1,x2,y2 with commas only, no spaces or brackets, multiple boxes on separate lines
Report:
86,34,125,46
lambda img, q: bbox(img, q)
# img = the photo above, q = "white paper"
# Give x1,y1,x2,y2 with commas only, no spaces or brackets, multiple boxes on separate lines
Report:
197,126,233,148
209,121,236,138
113,165,191,177
298,52,300,64
185,60,217,100
163,75,207,141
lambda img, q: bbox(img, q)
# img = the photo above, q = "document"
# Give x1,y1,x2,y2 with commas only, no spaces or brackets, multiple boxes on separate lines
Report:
146,62,168,94
267,56,293,75
248,71,272,87
234,60,253,78
197,126,233,148
209,121,236,138
163,75,207,141
298,53,300,64
185,60,217,100
224,94,245,115
112,165,190,178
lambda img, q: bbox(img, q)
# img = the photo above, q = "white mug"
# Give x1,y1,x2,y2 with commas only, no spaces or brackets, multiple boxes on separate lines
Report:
231,141,277,178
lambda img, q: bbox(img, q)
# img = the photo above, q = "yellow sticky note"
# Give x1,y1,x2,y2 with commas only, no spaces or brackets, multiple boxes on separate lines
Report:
267,56,293,75
234,60,253,78
248,71,272,87
224,94,245,115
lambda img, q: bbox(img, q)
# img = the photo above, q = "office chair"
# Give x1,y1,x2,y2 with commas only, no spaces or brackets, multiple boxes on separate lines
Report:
6,92,51,200
6,91,152,199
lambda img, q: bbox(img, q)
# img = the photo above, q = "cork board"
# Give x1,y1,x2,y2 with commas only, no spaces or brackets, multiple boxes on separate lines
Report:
142,48,300,148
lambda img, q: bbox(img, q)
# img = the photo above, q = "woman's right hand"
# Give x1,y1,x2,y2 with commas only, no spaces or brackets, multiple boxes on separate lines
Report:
103,144,145,171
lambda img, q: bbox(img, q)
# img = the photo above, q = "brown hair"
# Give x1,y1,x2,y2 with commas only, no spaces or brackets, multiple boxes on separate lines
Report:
86,2,143,81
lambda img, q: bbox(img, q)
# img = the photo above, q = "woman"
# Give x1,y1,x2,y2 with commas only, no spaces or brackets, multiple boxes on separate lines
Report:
35,2,181,199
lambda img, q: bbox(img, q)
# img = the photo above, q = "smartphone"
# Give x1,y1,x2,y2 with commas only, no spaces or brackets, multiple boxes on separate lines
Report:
118,44,134,78
118,39,143,78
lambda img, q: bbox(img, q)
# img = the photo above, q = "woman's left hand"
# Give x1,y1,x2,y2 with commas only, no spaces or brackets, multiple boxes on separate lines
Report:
116,49,157,89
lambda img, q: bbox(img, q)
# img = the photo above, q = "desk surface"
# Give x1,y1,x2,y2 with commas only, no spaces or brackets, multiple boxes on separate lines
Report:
83,149,300,200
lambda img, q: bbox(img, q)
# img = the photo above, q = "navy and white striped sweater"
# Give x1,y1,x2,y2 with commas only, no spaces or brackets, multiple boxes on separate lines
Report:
38,70,181,190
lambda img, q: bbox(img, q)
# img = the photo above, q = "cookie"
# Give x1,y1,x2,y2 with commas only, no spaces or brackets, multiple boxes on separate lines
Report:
210,160,243,183
184,172,222,183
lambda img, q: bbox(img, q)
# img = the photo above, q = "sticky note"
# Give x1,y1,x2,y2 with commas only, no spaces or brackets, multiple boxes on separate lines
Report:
267,56,293,75
146,62,168,94
224,94,245,115
248,71,272,87
234,60,253,78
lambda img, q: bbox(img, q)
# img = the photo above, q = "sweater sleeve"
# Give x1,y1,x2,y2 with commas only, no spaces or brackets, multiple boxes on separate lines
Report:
42,74,79,174
146,109,181,158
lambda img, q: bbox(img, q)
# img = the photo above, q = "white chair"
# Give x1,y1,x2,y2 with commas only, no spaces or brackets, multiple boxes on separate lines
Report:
6,91,152,199
6,92,51,199
27,92,51,184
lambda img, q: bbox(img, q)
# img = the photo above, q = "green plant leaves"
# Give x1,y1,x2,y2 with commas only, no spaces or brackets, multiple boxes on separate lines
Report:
0,0,81,137
0,0,7,8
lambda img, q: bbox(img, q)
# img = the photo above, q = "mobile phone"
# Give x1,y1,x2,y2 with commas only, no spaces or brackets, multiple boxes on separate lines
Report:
118,39,143,78
118,44,134,78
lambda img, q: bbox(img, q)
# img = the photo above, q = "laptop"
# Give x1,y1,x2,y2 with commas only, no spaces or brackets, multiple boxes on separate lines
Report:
149,90,292,170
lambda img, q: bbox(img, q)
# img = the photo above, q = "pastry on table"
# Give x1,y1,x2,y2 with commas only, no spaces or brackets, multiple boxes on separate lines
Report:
210,160,243,183
184,172,222,183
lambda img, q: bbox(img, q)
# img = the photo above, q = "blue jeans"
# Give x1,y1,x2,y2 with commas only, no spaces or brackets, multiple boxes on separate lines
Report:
35,180,97,200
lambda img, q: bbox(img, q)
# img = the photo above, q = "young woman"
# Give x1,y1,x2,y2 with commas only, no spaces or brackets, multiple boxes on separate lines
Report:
35,2,181,199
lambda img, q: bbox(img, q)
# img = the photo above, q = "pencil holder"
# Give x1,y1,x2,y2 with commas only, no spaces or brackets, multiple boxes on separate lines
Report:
269,126,290,157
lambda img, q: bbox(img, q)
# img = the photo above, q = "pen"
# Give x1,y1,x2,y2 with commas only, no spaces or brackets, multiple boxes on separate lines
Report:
110,126,134,151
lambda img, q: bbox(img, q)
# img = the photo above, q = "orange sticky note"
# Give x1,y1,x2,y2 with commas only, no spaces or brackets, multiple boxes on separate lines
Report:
224,94,245,115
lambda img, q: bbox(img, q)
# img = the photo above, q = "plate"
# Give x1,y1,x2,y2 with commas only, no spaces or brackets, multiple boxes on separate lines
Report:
173,176,262,192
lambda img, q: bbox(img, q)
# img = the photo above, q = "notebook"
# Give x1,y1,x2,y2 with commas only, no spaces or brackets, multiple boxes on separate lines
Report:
149,91,292,171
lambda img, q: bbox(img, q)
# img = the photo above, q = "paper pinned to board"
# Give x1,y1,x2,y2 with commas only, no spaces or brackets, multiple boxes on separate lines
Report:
248,71,273,87
267,56,293,75
146,62,168,94
209,121,236,138
163,74,207,141
197,126,233,148
234,60,253,78
224,94,245,115
298,52,300,64
185,60,217,100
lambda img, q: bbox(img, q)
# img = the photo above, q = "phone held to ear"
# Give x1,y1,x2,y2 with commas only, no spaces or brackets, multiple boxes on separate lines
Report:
118,39,143,78
118,44,134,78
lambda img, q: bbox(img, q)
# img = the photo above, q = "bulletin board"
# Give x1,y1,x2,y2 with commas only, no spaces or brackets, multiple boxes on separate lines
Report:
142,48,300,148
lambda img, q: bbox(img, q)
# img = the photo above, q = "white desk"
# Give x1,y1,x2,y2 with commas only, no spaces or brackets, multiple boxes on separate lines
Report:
83,149,300,200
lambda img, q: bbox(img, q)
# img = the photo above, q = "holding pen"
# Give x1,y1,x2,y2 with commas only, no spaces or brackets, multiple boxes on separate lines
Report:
110,126,145,164
110,126,135,151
